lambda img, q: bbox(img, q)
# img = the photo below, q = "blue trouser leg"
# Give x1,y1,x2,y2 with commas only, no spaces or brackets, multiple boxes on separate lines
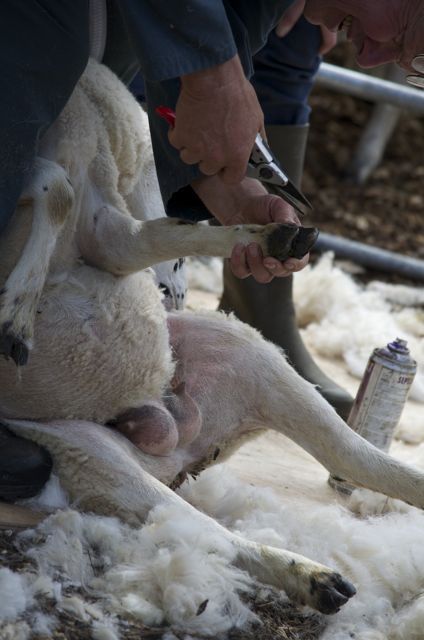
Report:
0,1,90,236
252,16,322,126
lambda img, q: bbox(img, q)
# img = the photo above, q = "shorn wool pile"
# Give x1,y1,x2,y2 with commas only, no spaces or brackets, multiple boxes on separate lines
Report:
2,465,424,640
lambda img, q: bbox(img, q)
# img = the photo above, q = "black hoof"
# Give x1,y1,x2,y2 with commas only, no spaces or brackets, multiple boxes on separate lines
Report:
312,573,356,615
289,227,319,259
266,224,300,261
266,224,319,262
0,322,30,366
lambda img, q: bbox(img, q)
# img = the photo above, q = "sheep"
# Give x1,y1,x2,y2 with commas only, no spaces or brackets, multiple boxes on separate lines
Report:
1,58,424,617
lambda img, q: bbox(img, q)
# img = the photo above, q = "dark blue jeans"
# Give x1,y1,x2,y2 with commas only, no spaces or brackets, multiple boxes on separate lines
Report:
252,16,322,126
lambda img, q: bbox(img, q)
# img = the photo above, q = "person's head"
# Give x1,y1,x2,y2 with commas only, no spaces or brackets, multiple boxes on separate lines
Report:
303,0,424,73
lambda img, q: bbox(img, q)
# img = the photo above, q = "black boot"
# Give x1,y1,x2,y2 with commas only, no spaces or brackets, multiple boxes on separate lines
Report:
220,124,353,420
0,424,52,502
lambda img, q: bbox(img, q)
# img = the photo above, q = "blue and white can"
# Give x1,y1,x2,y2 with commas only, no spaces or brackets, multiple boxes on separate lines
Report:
329,338,417,495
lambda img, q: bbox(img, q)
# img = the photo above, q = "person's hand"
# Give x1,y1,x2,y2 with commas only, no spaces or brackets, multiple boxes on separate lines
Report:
191,175,309,284
276,0,337,55
229,193,309,283
169,55,264,185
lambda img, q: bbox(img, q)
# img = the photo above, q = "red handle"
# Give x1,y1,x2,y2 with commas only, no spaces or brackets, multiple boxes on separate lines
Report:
155,105,176,128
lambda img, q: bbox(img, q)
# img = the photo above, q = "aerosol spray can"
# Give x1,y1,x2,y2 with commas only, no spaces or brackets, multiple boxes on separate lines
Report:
328,337,417,495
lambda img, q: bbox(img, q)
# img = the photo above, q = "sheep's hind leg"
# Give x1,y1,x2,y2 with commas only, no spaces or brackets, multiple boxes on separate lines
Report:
176,311,424,510
0,158,74,365
5,417,355,614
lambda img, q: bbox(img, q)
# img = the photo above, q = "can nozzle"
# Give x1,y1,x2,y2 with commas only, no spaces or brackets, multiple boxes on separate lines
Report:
387,338,409,355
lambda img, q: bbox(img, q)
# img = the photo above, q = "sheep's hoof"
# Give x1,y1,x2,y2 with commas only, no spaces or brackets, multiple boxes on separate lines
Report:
309,571,356,615
265,224,319,261
0,322,30,366
290,227,319,259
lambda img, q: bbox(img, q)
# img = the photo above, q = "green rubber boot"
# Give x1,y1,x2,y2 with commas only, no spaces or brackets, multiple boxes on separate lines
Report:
220,124,353,420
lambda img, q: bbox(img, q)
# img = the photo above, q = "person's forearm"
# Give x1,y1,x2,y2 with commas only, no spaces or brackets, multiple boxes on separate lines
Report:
191,176,263,225
181,54,246,95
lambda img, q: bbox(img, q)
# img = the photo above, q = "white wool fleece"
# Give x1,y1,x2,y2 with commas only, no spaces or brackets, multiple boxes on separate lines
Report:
3,463,424,640
179,466,424,640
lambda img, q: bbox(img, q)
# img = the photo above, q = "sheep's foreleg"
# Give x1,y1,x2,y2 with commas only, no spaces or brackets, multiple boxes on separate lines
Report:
78,205,315,276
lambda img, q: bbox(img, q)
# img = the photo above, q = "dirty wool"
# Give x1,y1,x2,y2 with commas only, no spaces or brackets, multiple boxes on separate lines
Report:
2,462,424,640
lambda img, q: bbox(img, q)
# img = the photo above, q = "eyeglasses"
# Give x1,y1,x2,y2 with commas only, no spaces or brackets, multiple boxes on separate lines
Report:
406,55,424,89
